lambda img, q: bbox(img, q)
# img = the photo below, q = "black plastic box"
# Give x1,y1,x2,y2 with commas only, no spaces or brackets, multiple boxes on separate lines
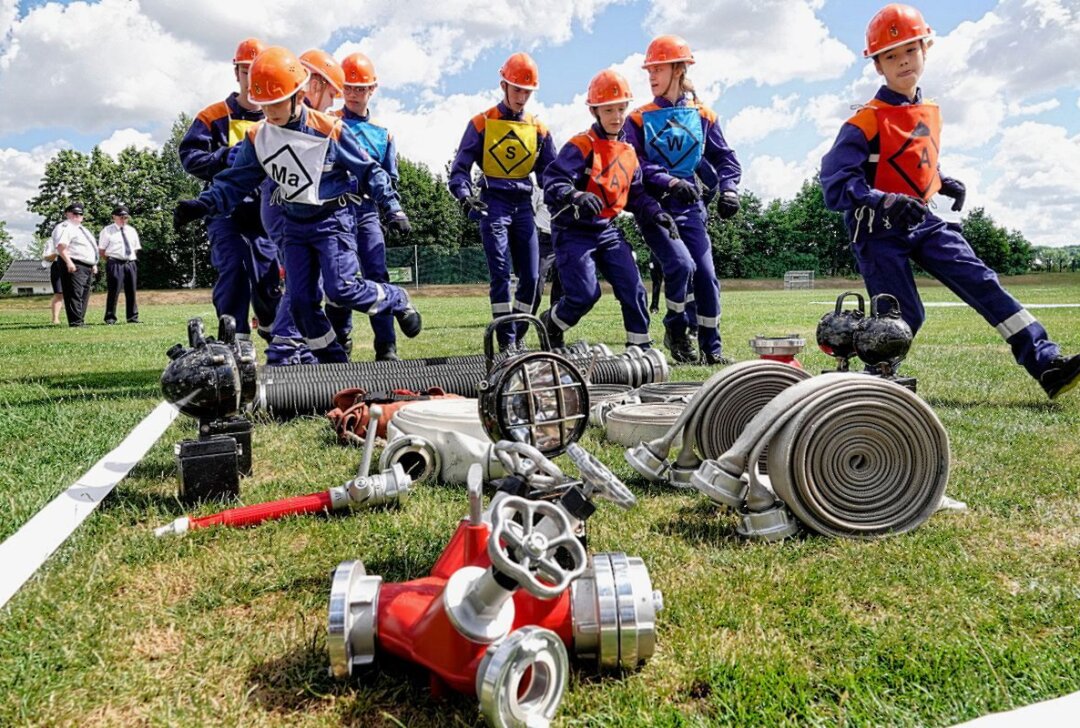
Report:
176,435,240,503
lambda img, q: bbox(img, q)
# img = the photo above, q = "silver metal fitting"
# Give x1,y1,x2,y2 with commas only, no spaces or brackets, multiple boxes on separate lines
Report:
327,560,382,678
378,434,440,484
346,463,411,507
477,626,568,728
444,566,517,644
690,459,748,509
624,443,669,483
571,552,662,671
735,502,801,542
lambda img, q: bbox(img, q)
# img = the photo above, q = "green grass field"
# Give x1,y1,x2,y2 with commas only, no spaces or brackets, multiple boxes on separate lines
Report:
1,276,1078,727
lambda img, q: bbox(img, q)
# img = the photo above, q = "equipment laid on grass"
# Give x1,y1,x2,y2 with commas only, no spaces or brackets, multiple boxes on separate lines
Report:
690,374,949,540
326,386,463,445
749,334,806,369
161,316,256,501
816,291,865,372
604,402,686,448
626,361,812,487
817,292,916,390
328,445,661,727
154,406,411,536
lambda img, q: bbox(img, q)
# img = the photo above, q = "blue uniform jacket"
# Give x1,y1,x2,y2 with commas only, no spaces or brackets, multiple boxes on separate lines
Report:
337,107,399,186
448,101,557,200
179,93,264,183
821,85,945,236
196,107,402,222
623,95,741,196
543,123,663,232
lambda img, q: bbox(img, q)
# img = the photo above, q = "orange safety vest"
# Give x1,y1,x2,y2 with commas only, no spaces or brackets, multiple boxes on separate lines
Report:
570,129,638,218
849,99,942,202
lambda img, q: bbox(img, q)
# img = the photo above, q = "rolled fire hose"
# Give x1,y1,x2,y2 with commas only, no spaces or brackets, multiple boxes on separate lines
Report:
257,348,669,419
587,384,639,427
626,361,811,487
693,373,949,540
604,403,686,448
635,381,703,403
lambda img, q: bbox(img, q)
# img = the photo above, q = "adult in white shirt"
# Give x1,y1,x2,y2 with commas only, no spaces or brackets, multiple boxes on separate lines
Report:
52,202,98,327
98,204,141,323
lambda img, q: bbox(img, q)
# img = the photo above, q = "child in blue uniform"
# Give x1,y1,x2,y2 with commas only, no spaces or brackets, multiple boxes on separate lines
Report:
624,35,742,365
539,69,676,350
448,52,557,351
174,47,419,364
821,4,1080,399
179,37,281,343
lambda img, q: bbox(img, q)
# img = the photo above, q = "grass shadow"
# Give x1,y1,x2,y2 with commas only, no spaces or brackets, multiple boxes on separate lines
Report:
924,396,1060,412
1,368,164,404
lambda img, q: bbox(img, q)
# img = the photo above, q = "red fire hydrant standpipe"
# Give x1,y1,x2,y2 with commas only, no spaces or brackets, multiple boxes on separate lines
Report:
329,448,663,727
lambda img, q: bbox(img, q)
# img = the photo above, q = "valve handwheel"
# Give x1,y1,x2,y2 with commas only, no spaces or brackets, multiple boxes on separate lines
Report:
566,443,636,510
490,496,586,599
493,441,565,490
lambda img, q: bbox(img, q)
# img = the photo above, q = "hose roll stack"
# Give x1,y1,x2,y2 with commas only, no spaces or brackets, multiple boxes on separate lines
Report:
692,373,950,540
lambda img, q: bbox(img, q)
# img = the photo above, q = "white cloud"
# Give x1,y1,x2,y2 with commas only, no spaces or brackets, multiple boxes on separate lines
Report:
99,128,160,157
1007,98,1060,117
981,121,1080,245
0,142,67,251
643,0,855,92
725,94,801,146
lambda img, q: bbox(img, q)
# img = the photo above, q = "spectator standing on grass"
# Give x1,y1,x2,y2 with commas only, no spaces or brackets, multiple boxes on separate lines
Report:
97,204,141,324
821,3,1080,399
51,202,98,327
41,227,64,324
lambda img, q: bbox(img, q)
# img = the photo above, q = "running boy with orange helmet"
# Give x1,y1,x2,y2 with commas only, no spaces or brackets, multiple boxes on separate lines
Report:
449,52,557,352
174,47,420,364
821,4,1080,399
179,37,281,344
624,35,742,366
260,48,347,365
332,52,401,360
538,70,676,349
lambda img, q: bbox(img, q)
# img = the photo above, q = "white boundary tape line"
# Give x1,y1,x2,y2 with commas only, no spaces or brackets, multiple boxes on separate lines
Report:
811,302,1080,309
953,690,1080,727
0,401,179,610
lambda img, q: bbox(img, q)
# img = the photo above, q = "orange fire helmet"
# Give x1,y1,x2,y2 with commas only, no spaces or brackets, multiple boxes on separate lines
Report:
233,38,265,66
300,49,345,95
642,35,695,68
249,47,310,105
587,69,633,107
499,52,539,91
864,4,933,58
342,52,378,87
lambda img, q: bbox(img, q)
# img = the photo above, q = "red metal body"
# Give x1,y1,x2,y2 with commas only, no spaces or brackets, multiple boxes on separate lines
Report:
189,491,334,530
759,353,804,369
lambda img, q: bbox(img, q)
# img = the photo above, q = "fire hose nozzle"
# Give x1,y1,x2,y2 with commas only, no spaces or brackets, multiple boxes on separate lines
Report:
153,517,190,538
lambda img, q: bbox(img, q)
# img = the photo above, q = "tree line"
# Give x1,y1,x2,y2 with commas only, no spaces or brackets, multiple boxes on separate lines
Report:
0,113,1053,290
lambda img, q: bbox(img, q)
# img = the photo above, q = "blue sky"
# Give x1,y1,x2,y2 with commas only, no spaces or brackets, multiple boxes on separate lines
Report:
2,0,1080,249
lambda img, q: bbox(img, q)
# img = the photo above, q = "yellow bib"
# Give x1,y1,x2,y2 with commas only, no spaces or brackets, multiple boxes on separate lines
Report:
481,118,538,179
228,118,258,148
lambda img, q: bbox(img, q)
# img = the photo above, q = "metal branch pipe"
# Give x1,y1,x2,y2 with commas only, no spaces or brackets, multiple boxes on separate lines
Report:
692,374,949,540
625,361,811,487
255,348,669,419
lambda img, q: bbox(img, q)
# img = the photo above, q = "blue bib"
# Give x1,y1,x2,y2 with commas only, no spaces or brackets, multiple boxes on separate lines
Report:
342,117,390,166
641,106,703,179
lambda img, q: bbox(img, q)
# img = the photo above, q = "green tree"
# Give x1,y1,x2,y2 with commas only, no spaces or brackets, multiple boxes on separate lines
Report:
0,221,13,293
397,157,464,251
960,208,1011,274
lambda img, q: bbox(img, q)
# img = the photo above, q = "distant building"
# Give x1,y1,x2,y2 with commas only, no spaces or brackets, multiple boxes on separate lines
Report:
1,259,53,295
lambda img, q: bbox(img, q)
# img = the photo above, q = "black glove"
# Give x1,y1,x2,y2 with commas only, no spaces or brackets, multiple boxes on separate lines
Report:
701,185,718,206
716,190,740,219
668,178,701,205
173,199,210,231
939,176,966,212
879,193,928,229
386,211,412,235
459,194,488,216
570,191,604,218
654,212,680,240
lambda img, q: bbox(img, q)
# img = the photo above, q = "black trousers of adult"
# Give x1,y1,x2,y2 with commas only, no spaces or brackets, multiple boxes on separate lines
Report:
59,261,94,326
104,258,139,323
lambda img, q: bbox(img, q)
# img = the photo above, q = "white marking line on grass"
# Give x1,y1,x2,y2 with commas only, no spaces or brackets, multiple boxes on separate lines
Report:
810,302,1080,308
0,401,179,609
953,689,1080,726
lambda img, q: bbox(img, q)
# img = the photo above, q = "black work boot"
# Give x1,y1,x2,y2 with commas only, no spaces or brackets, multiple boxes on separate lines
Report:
539,309,565,350
394,291,422,338
1040,354,1080,399
375,340,399,362
663,329,697,364
337,333,354,357
700,351,733,366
